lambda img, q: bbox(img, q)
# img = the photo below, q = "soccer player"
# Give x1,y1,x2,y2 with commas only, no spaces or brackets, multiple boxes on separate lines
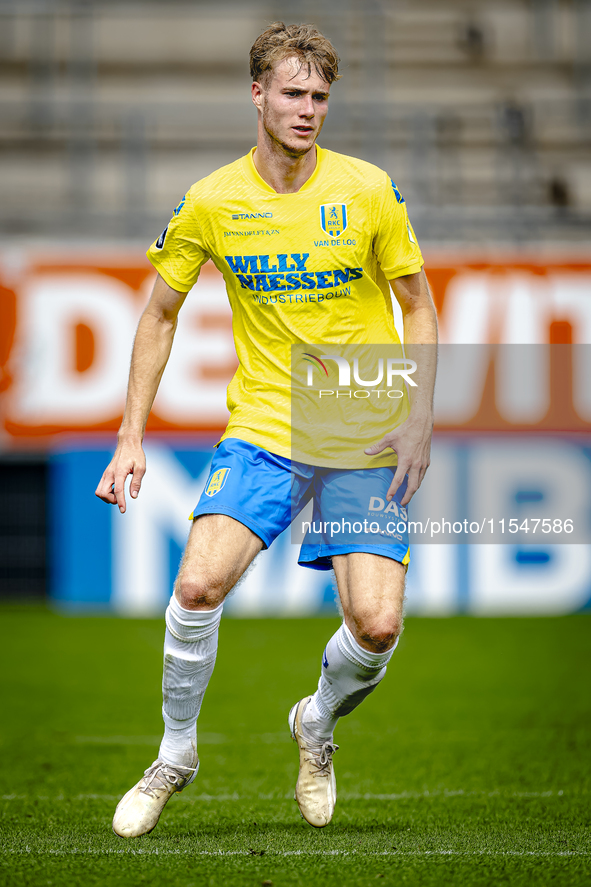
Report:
95,21,437,837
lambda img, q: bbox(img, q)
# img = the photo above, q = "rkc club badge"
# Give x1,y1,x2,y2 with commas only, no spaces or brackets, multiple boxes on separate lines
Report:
205,467,231,497
320,203,348,237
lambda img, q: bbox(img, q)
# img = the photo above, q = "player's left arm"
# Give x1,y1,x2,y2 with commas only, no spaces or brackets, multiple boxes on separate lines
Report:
364,267,438,506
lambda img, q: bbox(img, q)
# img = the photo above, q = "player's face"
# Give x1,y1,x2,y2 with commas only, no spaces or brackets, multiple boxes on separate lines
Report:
253,57,331,156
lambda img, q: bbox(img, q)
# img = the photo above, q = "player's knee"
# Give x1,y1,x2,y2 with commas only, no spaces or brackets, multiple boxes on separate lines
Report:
354,613,403,653
175,573,226,610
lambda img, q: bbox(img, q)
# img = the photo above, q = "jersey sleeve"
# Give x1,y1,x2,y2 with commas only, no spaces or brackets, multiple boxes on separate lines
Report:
373,175,424,280
146,190,210,292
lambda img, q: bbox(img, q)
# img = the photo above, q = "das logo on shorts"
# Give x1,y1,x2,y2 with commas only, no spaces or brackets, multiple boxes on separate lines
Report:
205,467,231,497
320,203,348,237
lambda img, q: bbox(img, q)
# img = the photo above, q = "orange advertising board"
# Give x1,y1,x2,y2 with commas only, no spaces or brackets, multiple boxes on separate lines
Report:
1,248,590,448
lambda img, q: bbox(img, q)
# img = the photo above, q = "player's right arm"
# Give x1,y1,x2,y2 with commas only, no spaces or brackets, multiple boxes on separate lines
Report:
95,273,188,513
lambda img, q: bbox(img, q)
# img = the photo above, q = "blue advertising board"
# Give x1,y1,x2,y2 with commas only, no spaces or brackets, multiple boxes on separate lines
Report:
49,438,591,616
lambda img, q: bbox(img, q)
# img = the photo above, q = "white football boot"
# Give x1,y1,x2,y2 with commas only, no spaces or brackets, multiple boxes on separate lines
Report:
112,754,199,838
289,696,339,828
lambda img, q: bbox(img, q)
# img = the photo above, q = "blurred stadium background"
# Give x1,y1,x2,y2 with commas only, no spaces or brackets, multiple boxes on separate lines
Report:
1,0,591,616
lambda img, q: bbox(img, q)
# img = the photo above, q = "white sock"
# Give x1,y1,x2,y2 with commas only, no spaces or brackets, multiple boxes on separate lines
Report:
158,595,223,768
302,622,398,744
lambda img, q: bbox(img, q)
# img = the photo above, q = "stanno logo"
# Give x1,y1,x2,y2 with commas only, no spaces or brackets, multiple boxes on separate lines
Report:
320,204,347,237
232,212,273,220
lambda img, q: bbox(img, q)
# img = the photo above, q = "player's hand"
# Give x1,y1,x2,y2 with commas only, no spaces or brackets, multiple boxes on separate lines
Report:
364,409,433,507
95,441,146,513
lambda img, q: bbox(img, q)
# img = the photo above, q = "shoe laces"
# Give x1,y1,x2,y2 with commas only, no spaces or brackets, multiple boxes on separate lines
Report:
139,760,197,798
305,740,339,778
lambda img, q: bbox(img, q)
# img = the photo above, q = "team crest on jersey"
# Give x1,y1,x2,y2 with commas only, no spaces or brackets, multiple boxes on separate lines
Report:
205,467,231,497
320,203,348,237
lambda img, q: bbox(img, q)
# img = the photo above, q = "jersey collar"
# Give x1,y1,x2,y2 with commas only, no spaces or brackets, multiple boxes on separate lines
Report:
242,145,328,194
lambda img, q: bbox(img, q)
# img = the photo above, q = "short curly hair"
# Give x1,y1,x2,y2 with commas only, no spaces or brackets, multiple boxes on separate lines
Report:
250,21,341,87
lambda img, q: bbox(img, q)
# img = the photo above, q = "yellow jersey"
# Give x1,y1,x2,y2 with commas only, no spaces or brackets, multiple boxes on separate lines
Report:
147,146,424,467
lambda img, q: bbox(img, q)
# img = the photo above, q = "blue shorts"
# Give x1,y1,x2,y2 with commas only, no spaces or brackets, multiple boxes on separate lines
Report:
192,438,410,571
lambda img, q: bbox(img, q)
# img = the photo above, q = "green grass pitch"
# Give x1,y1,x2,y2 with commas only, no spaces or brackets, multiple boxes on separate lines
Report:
0,606,589,886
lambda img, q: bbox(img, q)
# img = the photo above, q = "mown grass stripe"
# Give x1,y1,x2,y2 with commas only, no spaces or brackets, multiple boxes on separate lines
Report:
5,849,589,858
0,789,572,802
